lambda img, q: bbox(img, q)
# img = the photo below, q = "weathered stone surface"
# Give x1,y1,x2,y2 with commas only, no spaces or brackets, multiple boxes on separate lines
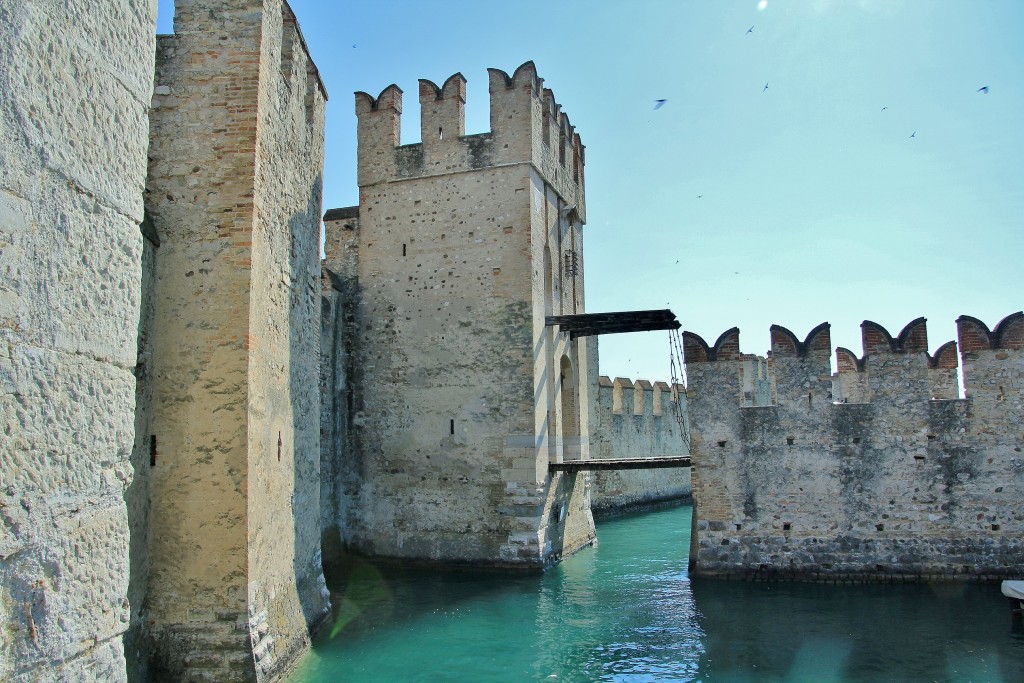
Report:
0,1,156,680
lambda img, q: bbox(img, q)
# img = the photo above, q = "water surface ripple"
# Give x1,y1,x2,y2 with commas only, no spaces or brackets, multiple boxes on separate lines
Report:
290,505,1024,682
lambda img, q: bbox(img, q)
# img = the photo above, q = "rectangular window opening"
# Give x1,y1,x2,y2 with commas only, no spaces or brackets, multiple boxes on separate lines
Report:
149,435,157,467
449,419,455,435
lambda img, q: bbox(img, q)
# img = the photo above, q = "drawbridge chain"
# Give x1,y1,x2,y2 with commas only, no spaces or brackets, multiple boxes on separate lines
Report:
667,328,691,453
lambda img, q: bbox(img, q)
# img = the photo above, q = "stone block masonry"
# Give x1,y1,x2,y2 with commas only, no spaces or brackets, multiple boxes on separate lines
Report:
143,0,328,680
684,313,1024,582
589,375,691,516
323,61,595,570
0,1,157,680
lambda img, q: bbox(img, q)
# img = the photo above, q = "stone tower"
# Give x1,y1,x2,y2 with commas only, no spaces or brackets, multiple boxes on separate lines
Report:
322,62,597,569
141,0,329,679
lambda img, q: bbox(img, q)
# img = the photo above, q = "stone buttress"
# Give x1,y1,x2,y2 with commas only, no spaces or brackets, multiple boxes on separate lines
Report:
142,1,329,680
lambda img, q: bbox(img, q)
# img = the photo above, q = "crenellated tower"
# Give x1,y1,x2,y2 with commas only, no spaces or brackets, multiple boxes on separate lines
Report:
324,62,594,570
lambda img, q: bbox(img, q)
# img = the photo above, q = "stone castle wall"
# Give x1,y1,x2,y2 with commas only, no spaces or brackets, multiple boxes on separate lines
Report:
589,375,691,515
142,0,328,680
0,1,157,680
684,313,1024,582
322,61,595,570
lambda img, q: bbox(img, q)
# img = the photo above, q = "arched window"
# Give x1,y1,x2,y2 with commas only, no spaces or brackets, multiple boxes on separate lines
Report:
560,355,579,438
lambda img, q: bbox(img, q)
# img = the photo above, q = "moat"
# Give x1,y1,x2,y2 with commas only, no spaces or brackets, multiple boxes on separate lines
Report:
290,505,1024,682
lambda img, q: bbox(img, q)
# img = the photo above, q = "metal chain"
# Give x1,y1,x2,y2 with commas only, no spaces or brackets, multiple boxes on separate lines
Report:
667,328,691,453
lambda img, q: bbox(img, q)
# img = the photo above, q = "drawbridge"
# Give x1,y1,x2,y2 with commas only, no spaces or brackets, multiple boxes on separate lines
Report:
549,456,691,472
546,308,691,474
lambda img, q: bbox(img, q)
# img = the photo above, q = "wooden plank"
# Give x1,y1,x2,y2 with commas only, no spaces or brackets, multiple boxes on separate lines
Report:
549,456,691,472
545,309,680,338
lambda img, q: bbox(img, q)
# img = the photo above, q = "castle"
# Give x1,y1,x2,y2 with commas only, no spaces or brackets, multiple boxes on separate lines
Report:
1,1,1018,682
2,1,683,680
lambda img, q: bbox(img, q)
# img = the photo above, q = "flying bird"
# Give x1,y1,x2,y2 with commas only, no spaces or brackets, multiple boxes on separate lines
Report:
746,25,754,34
763,82,769,92
881,106,888,111
654,99,667,110
909,131,916,138
977,86,989,94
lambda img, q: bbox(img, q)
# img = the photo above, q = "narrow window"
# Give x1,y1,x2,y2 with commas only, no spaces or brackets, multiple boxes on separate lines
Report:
149,435,157,466
449,419,455,435
438,126,443,140
402,243,407,257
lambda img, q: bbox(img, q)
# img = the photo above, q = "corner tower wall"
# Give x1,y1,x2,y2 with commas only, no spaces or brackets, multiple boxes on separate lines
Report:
0,1,157,680
143,1,328,679
331,61,594,569
685,314,1024,582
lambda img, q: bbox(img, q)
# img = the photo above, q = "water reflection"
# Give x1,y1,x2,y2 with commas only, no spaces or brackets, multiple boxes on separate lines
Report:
692,578,1024,682
291,506,1024,682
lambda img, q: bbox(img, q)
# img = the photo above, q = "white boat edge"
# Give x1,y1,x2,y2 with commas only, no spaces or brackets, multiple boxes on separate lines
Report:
1001,580,1024,601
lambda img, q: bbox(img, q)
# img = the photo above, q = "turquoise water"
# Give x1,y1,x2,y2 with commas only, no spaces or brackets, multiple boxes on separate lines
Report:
290,505,1024,682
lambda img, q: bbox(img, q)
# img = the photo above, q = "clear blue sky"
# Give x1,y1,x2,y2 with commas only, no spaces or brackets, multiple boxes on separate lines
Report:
157,0,1023,386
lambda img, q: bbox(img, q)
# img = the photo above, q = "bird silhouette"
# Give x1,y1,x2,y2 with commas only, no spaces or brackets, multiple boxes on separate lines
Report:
763,82,769,92
909,131,916,138
746,25,754,34
881,106,888,111
654,99,667,110
977,86,989,94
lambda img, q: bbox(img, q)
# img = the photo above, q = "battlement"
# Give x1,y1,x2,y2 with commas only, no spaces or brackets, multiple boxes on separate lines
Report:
769,322,832,358
600,376,684,418
679,315,1024,411
685,313,1024,581
681,327,740,362
957,312,1024,402
590,376,691,512
355,61,585,220
170,0,327,101
957,311,1024,353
